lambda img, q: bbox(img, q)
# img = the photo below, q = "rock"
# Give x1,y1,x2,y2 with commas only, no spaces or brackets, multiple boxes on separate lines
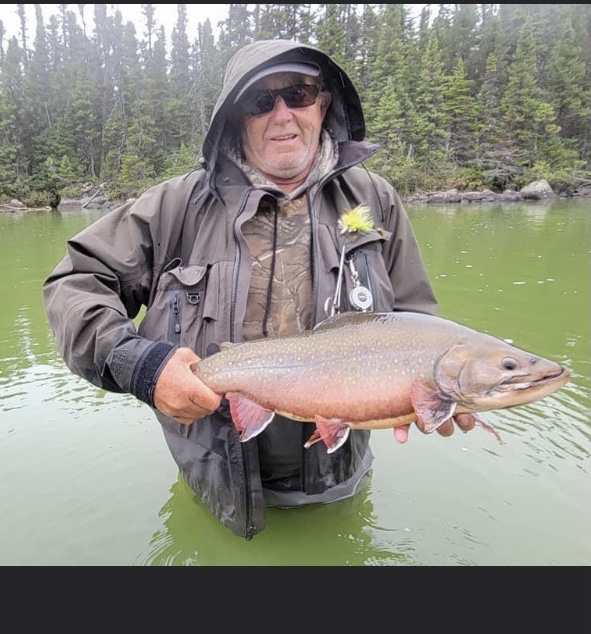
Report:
501,189,522,201
520,180,556,200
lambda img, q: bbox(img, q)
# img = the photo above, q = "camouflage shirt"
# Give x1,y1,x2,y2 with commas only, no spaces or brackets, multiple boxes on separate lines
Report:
238,130,339,342
231,131,339,485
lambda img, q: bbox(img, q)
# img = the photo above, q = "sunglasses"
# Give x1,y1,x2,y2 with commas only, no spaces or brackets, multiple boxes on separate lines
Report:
240,83,322,116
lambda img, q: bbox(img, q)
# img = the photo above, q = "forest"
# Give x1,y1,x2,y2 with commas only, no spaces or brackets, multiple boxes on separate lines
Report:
0,3,590,206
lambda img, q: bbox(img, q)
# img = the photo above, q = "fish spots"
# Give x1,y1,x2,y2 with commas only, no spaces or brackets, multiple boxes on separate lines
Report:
193,310,570,451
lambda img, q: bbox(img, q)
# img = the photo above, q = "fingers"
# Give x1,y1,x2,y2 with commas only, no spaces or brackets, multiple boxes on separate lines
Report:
396,412,479,443
453,412,477,433
434,413,477,437
153,347,222,424
394,424,410,444
435,419,455,437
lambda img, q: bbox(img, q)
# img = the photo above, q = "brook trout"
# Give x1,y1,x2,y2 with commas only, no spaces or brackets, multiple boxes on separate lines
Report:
190,311,570,453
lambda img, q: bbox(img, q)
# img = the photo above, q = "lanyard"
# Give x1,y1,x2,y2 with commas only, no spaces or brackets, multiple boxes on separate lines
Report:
324,246,373,317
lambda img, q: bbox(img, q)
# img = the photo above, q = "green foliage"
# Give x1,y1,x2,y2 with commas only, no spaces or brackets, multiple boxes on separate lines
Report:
0,4,590,202
118,152,157,196
163,141,201,179
19,189,59,208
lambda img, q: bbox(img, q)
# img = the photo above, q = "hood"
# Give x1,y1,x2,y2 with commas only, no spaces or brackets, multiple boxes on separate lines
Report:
201,39,366,171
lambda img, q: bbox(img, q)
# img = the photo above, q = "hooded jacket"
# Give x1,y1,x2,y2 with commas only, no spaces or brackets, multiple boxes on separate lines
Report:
43,39,438,539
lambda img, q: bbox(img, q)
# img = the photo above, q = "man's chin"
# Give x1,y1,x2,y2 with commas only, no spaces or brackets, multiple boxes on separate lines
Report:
267,158,311,179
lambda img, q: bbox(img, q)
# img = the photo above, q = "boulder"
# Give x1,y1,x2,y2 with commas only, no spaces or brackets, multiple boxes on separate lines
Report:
520,180,556,200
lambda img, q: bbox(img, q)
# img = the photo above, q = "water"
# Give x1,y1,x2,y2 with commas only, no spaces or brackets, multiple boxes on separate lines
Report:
0,198,589,566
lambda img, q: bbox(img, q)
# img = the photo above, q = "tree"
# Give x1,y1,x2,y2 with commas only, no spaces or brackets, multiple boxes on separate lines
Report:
545,17,591,153
1,3,590,201
443,57,479,167
500,27,556,168
409,35,450,174
192,19,223,140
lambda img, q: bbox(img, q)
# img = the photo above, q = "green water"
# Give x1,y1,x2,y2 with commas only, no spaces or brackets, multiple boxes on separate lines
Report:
0,198,589,566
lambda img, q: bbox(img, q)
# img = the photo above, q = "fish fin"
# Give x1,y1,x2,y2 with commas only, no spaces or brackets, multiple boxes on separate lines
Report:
226,392,275,442
303,429,323,448
410,380,456,433
307,415,351,454
313,311,376,331
472,414,505,445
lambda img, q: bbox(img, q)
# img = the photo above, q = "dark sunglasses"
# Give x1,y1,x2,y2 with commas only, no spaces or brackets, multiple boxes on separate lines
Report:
241,83,322,116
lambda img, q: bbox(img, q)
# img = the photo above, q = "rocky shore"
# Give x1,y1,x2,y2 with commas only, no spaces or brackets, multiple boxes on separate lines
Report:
403,179,591,205
2,179,590,213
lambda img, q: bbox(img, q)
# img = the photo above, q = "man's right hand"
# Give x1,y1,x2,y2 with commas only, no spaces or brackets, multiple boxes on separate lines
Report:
153,347,222,424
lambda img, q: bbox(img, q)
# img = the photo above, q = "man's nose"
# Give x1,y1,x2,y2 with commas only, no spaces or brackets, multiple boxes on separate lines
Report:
269,96,293,118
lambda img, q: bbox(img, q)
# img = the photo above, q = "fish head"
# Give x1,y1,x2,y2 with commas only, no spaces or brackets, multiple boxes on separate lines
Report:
434,336,571,412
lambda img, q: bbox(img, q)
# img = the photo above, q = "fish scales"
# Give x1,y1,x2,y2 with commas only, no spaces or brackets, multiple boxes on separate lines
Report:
190,311,570,452
197,318,422,421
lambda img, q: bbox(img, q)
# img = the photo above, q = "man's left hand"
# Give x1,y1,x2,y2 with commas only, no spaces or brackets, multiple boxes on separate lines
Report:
393,412,477,444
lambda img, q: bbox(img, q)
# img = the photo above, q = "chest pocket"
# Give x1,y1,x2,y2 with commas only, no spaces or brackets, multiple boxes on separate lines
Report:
317,224,396,318
162,265,208,346
138,260,230,356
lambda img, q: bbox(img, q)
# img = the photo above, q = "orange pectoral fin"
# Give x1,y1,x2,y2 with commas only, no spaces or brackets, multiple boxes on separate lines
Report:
410,380,457,433
226,392,275,442
304,415,351,454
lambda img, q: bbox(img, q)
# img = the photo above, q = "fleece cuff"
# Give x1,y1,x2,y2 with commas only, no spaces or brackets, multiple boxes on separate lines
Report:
130,340,178,407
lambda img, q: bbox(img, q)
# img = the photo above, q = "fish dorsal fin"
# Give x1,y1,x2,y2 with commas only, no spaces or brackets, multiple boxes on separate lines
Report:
226,392,275,442
410,380,456,433
313,311,383,331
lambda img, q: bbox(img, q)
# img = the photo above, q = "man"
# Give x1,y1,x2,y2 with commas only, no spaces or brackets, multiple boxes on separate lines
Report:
43,39,475,539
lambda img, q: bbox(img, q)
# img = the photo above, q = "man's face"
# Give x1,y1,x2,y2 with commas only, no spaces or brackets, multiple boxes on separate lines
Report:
239,73,331,191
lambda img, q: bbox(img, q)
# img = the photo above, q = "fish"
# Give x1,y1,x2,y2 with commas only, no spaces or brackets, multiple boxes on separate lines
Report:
189,311,571,453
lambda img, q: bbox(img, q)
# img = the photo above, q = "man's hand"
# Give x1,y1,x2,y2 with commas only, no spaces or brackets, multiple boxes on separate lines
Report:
153,347,222,424
393,412,477,444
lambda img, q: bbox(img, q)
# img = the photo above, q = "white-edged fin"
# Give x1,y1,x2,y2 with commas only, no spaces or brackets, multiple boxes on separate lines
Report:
226,392,275,442
304,430,323,448
308,415,351,453
410,379,456,432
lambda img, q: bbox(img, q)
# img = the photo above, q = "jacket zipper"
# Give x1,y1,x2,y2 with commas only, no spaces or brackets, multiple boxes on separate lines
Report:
168,291,182,345
359,250,375,305
230,190,256,539
230,193,252,343
242,442,257,541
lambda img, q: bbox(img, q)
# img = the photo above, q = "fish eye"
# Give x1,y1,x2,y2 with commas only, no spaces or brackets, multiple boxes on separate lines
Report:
502,357,518,371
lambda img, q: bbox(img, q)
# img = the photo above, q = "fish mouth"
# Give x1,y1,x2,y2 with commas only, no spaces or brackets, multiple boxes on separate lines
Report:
497,366,571,392
464,365,571,413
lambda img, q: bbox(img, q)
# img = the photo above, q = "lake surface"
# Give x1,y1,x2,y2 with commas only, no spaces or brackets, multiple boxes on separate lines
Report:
0,197,589,566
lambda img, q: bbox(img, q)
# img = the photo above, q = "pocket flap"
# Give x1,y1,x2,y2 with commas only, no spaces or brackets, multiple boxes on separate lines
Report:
159,265,208,290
